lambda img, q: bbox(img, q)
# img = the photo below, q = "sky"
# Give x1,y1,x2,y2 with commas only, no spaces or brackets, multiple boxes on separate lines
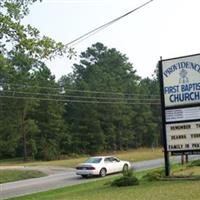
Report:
22,0,200,80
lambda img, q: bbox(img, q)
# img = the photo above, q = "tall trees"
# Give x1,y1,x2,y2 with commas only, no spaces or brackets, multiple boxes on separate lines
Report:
0,54,69,160
0,0,69,160
61,42,160,154
62,43,161,154
1,1,161,158
32,66,69,160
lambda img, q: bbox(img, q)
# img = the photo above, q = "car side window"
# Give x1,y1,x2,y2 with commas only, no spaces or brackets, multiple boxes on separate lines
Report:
115,158,120,162
110,157,115,162
104,157,120,163
104,158,112,163
110,157,120,162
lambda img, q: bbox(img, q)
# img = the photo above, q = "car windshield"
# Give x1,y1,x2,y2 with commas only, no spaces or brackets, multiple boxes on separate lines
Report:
84,157,102,163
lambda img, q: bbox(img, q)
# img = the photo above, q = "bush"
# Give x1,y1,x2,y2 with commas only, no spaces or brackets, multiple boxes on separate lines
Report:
189,159,200,167
111,170,139,187
36,140,59,161
142,169,165,181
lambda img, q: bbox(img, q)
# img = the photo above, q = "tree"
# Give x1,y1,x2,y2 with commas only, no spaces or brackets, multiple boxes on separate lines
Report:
0,0,70,160
0,0,67,59
0,54,69,160
134,77,161,147
32,66,69,160
61,43,140,153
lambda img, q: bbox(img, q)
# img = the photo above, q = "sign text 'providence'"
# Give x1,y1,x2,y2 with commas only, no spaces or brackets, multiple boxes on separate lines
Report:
164,61,200,104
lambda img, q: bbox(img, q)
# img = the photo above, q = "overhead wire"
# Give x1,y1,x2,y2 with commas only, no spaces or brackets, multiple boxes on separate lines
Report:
65,0,154,47
0,95,161,105
0,0,158,105
0,82,160,97
0,90,160,102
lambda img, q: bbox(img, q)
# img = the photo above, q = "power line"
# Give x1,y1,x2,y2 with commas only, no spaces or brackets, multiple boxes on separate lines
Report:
66,0,154,47
0,90,160,102
0,95,161,105
0,82,160,97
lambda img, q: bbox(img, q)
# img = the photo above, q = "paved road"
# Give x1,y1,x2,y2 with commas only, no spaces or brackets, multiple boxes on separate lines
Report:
0,156,199,200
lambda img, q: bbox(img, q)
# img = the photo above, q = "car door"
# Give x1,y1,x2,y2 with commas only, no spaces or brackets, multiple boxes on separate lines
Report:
104,157,115,174
109,157,123,172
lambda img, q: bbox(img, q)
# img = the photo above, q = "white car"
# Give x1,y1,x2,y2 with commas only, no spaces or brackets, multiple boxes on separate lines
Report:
76,156,131,178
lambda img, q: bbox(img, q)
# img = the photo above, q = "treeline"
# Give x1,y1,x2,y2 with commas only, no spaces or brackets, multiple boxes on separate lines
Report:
0,43,161,160
0,0,162,161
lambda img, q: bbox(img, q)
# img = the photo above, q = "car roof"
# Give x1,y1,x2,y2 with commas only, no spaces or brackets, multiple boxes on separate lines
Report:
89,156,116,159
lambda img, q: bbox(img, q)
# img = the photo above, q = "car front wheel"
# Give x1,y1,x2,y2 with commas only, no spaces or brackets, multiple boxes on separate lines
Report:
99,168,107,177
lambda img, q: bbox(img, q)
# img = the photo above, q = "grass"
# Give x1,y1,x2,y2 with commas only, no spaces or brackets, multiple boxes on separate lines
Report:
0,148,162,168
9,166,200,200
0,170,46,184
171,165,200,177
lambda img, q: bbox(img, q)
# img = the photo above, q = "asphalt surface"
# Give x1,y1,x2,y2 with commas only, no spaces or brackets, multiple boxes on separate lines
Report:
0,156,199,200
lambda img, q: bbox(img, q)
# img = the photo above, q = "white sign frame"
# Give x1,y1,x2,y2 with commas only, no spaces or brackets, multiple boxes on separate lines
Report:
160,53,200,156
162,54,200,107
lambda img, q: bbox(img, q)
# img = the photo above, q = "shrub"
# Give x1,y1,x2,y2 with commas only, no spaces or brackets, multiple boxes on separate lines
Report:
111,170,139,187
189,159,200,167
142,169,165,181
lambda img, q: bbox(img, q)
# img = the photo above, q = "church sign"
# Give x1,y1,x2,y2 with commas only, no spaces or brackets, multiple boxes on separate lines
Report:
160,54,200,155
162,55,200,107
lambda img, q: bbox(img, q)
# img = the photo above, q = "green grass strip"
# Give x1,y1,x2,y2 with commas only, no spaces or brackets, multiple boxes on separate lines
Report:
9,167,200,200
0,170,46,184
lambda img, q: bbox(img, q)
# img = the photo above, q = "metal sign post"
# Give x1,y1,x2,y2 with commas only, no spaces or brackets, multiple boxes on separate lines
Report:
159,59,170,176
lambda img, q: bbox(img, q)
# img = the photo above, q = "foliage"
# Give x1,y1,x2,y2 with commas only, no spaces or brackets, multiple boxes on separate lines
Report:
0,0,70,161
0,42,161,160
0,0,67,59
60,42,161,154
142,169,165,181
189,159,200,167
111,170,139,187
1,3,161,162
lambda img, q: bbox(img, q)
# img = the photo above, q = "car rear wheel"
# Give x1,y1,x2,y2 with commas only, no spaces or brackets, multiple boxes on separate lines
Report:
123,164,129,173
81,175,88,178
99,168,107,177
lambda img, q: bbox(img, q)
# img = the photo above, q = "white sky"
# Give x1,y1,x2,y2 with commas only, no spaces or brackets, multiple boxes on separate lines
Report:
23,0,200,79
